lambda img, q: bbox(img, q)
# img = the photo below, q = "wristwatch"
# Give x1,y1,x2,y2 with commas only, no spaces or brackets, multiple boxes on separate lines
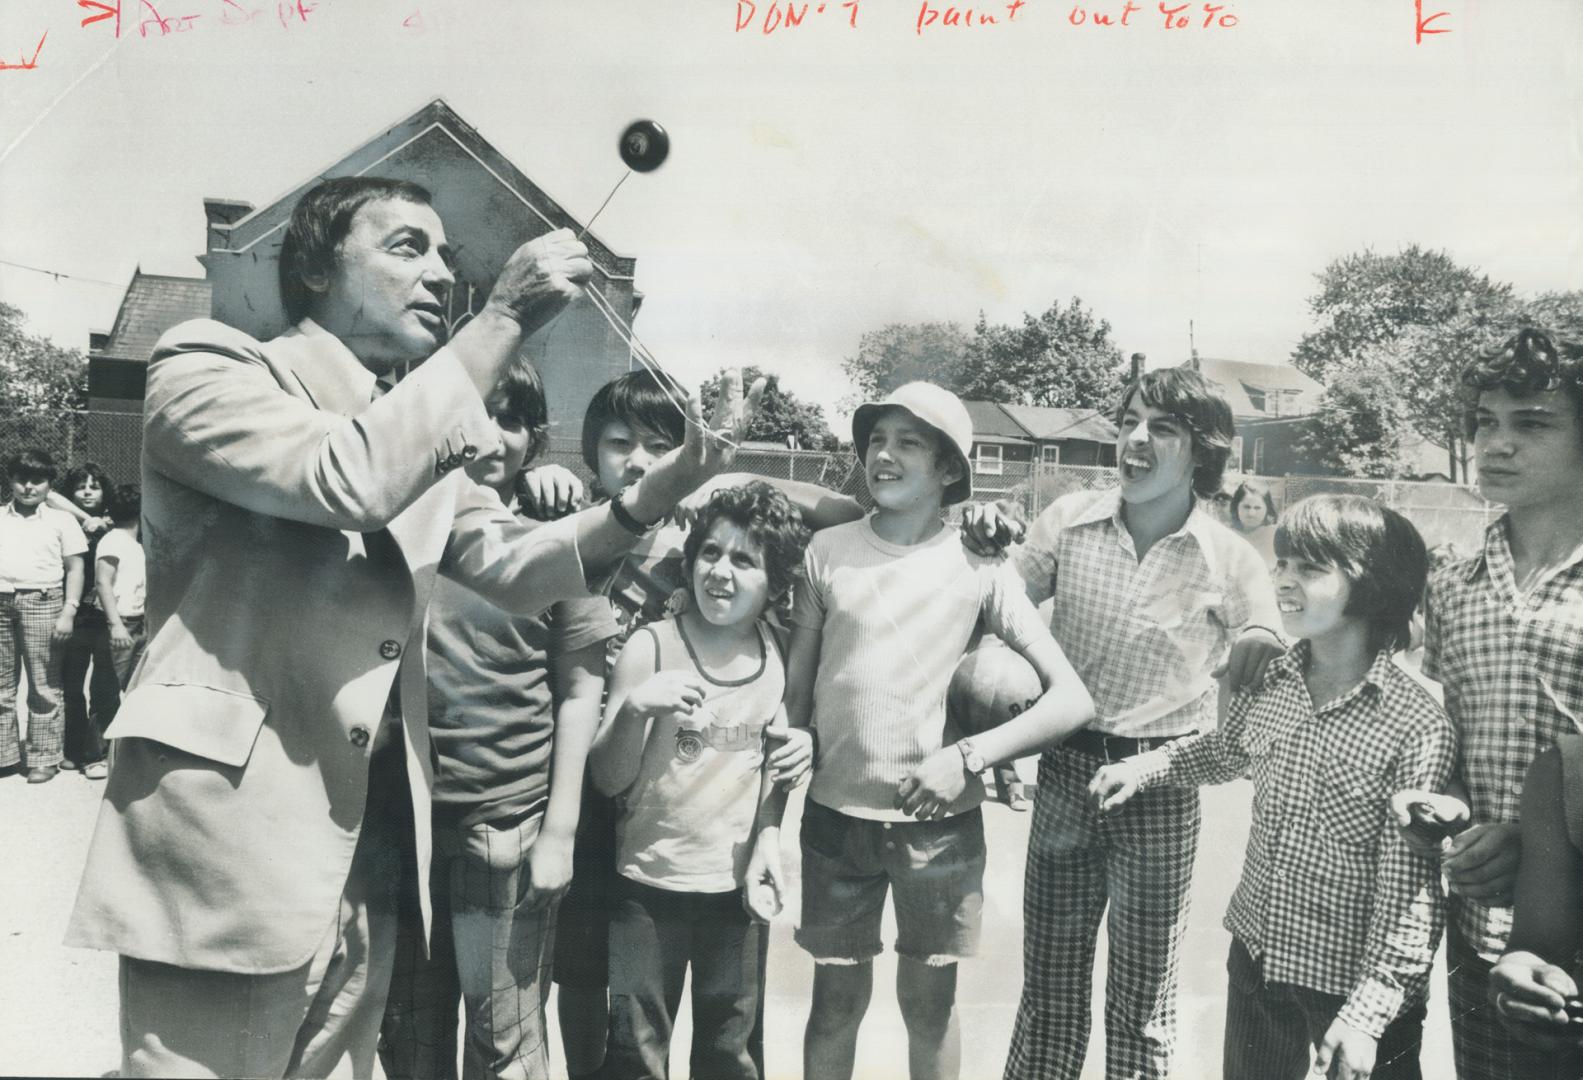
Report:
610,486,660,537
956,738,985,775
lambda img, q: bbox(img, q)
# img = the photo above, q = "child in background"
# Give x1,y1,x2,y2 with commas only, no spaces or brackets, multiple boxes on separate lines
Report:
1091,495,1452,1080
0,448,89,784
554,370,861,1080
590,482,808,1080
1229,479,1280,569
94,484,146,692
376,359,617,1080
60,462,119,780
788,382,1094,1080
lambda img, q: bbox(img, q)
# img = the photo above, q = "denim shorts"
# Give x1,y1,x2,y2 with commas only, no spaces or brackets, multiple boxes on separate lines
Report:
795,799,985,965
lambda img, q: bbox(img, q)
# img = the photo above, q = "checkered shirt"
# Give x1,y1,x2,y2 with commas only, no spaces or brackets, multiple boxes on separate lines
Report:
1013,488,1281,739
1423,514,1583,961
1132,644,1455,1038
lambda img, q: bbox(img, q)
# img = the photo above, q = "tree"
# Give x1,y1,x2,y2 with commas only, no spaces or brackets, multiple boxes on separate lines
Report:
1291,245,1513,384
1290,247,1516,481
0,302,88,414
958,297,1125,409
0,303,89,468
840,322,971,403
1293,368,1416,478
698,365,839,451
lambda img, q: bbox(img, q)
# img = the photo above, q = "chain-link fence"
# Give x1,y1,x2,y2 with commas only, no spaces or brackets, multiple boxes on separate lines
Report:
0,410,144,488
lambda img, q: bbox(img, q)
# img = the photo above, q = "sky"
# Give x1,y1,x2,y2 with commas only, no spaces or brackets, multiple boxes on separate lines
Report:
1,0,1579,425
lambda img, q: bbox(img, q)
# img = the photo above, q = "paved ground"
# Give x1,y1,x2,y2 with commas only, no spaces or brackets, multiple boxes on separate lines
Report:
1,759,1459,1079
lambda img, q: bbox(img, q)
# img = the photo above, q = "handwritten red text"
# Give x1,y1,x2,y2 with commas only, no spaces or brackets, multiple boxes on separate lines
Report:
1415,0,1449,43
735,0,860,34
0,31,47,70
916,0,1025,34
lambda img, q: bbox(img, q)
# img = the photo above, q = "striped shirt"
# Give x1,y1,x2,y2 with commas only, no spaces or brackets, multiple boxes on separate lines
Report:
1132,644,1455,1037
1012,488,1281,738
1423,515,1583,960
794,517,1048,821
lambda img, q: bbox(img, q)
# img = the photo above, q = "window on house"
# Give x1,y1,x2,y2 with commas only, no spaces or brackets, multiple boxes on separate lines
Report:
976,444,1003,475
1252,438,1265,474
1230,435,1244,469
1041,445,1061,465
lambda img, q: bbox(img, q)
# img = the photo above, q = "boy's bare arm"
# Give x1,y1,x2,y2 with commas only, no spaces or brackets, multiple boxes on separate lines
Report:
53,554,84,645
745,705,793,921
96,556,134,651
783,623,821,733
529,638,609,907
589,632,660,797
679,473,864,532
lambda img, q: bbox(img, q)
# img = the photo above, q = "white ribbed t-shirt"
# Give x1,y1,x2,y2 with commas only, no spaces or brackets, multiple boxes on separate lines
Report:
794,517,1049,821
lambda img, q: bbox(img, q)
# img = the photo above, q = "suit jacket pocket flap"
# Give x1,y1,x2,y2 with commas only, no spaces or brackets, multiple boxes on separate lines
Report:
105,683,270,768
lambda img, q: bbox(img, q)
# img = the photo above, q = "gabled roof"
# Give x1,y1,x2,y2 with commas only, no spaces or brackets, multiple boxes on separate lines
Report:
1000,403,1119,444
962,400,1034,442
1194,357,1324,416
93,270,211,363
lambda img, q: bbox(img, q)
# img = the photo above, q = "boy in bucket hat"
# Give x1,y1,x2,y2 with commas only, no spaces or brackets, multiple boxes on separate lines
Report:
785,382,1094,1080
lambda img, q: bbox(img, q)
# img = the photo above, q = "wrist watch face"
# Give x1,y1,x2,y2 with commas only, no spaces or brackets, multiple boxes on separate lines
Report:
960,741,985,773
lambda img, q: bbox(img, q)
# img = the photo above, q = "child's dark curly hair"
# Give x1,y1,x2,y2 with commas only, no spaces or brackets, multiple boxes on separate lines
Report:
682,481,810,603
1460,326,1583,443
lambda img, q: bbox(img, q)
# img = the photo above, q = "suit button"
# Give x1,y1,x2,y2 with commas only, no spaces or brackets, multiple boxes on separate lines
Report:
460,444,478,461
349,726,370,748
379,639,402,660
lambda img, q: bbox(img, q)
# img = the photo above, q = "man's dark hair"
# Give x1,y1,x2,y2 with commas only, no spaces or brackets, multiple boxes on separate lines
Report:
277,176,435,323
580,370,688,481
107,483,142,526
64,462,114,510
494,357,551,468
6,448,57,483
1115,367,1236,498
1274,494,1428,656
682,481,811,603
1460,326,1583,442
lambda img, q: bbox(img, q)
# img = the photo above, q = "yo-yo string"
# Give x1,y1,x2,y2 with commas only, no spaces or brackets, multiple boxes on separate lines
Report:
576,170,633,242
580,279,744,452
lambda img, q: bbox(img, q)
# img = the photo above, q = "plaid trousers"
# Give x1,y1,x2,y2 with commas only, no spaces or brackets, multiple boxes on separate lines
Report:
378,808,558,1080
1004,746,1201,1080
0,588,65,769
1445,920,1583,1080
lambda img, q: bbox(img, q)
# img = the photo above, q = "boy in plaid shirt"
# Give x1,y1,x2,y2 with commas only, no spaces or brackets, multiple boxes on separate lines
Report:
1092,495,1454,1080
1392,326,1583,1080
991,367,1283,1080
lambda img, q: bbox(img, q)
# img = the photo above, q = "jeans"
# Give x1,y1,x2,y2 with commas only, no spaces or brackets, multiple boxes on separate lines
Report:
605,877,767,1080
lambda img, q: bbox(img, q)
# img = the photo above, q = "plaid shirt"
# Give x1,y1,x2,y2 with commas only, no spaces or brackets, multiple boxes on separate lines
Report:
1013,488,1281,738
1423,515,1583,960
1132,645,1455,1038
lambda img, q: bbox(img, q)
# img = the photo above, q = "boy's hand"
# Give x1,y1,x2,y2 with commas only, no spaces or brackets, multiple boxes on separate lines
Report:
108,621,134,652
670,474,737,530
51,609,75,645
519,464,583,520
625,671,707,722
639,372,767,511
1088,761,1143,814
744,836,785,922
1491,951,1583,1047
959,501,1026,557
83,516,112,537
1387,789,1471,850
523,830,575,910
896,747,970,819
1313,1018,1377,1080
765,724,813,787
1443,822,1522,905
1214,627,1283,692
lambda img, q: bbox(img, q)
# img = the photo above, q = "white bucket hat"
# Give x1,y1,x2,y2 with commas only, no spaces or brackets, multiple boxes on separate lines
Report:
851,382,974,505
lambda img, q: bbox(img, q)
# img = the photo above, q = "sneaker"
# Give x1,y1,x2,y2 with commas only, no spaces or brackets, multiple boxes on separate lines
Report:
59,759,79,772
83,760,108,780
26,765,59,784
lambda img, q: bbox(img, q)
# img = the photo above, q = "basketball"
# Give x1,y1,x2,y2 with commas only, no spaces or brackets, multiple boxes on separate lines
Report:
948,642,1043,735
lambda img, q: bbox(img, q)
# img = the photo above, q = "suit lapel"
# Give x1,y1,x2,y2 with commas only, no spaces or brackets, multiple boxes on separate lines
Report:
263,320,379,415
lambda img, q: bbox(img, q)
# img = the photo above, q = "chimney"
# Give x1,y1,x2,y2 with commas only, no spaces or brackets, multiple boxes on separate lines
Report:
1130,353,1146,381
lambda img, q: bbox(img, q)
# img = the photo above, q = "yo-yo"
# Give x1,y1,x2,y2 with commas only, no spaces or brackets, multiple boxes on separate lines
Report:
620,120,670,173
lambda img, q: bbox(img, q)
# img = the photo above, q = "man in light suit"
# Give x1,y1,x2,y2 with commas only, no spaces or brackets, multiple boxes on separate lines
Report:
65,176,758,1078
